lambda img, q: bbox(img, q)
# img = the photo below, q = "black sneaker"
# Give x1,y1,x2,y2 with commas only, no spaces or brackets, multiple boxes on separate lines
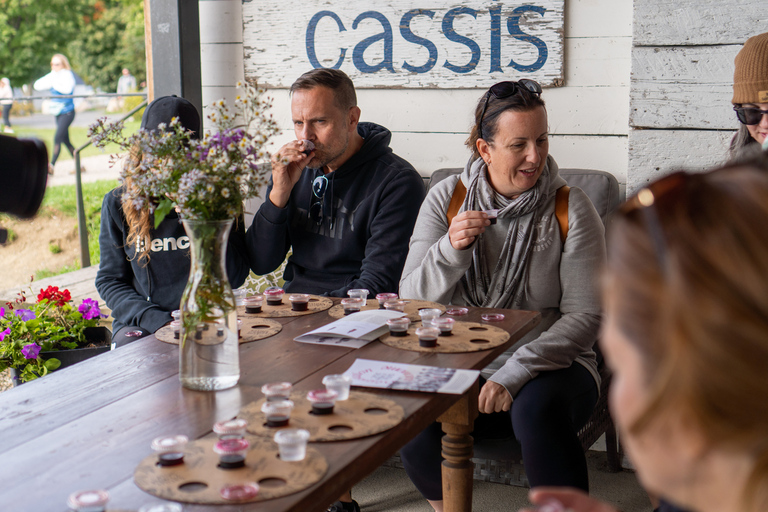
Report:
326,500,361,512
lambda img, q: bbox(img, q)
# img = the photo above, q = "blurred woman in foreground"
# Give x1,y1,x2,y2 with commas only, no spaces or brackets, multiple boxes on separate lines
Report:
528,158,768,512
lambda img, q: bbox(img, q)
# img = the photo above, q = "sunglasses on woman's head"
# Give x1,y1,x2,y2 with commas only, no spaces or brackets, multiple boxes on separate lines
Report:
734,106,768,125
478,79,542,139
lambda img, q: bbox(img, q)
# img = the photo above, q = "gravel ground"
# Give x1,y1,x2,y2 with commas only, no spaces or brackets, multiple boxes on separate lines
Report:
0,369,12,392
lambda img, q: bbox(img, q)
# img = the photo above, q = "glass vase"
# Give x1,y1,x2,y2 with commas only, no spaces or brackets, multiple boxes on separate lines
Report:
179,219,239,390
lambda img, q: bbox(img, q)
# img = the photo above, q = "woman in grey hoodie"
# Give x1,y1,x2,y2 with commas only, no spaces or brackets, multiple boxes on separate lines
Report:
399,80,605,511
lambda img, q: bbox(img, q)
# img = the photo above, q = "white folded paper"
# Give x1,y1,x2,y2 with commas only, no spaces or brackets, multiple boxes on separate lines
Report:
294,309,405,348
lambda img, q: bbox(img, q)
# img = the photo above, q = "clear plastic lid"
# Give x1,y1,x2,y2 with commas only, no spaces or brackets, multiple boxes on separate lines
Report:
289,294,310,302
481,313,505,322
445,307,468,316
213,418,248,436
263,287,284,297
261,381,292,397
220,482,259,501
213,437,250,455
307,389,338,403
67,490,109,510
151,435,188,453
415,327,440,338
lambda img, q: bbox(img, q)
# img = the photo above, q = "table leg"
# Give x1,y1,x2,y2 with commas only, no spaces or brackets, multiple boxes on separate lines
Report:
438,379,479,512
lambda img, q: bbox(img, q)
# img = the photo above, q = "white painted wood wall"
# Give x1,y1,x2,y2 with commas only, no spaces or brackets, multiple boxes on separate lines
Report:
201,0,632,196
628,0,768,193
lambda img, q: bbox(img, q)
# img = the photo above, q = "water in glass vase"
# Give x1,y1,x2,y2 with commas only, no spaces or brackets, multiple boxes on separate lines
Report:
179,219,240,391
179,308,240,390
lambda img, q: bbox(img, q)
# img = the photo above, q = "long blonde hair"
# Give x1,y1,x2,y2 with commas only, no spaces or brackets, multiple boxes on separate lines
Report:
605,158,768,511
51,53,72,71
122,144,153,265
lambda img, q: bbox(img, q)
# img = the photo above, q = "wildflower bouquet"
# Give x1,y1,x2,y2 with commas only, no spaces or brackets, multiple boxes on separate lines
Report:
0,286,107,383
88,80,279,226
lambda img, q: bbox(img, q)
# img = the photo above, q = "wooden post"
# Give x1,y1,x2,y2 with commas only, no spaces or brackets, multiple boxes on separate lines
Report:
438,378,479,512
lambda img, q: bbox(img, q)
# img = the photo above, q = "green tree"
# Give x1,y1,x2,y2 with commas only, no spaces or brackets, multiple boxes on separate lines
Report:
0,0,90,86
68,0,146,92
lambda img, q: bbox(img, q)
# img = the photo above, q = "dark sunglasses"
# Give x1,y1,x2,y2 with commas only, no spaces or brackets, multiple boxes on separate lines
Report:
478,79,542,139
309,174,328,225
734,105,768,125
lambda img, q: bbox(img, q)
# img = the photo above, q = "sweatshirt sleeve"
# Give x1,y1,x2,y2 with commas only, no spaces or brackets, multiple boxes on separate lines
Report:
399,176,474,302
245,180,292,276
488,188,605,397
94,192,170,333
327,168,426,297
226,215,250,288
34,70,75,94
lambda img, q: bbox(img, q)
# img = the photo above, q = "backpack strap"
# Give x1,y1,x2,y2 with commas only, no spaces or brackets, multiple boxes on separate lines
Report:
446,177,467,226
447,179,570,245
555,185,570,244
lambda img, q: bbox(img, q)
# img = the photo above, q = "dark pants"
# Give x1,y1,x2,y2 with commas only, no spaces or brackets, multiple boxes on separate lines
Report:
2,104,11,127
112,325,151,349
400,364,598,500
51,110,75,165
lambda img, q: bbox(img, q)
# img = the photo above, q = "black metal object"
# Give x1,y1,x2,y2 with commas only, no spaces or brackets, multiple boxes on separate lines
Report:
146,0,203,130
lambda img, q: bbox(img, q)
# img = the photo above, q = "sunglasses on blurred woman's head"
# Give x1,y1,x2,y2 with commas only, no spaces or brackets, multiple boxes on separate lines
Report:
734,106,768,125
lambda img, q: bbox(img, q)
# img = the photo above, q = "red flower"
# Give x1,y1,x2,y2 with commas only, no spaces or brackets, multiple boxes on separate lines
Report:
37,286,72,307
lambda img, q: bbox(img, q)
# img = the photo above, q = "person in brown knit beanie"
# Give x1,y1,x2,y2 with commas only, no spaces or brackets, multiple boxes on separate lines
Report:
730,32,768,159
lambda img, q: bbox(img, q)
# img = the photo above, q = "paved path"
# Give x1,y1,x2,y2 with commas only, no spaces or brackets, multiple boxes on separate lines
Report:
48,153,122,187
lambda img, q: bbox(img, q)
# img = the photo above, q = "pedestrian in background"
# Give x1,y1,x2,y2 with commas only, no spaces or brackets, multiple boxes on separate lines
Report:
0,77,13,134
34,53,77,174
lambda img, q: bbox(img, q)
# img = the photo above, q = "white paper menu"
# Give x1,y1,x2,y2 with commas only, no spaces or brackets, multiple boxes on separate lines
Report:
294,309,405,348
343,359,480,394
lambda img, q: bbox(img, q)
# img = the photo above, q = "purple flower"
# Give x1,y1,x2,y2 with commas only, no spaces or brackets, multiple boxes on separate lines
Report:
22,343,41,360
0,327,10,341
78,298,106,320
15,309,36,321
1,306,5,316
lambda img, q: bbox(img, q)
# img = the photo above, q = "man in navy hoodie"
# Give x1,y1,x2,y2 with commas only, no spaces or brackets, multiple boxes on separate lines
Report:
247,69,425,298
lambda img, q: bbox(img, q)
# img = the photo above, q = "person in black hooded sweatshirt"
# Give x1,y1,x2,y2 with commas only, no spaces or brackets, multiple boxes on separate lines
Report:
96,96,250,348
246,68,425,300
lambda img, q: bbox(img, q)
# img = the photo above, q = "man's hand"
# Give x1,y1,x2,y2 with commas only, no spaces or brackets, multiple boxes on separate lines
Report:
269,140,315,208
521,488,619,512
478,380,512,413
448,210,490,250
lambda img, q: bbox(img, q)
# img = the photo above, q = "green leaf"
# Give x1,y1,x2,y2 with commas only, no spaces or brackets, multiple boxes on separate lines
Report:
44,358,61,371
153,198,175,228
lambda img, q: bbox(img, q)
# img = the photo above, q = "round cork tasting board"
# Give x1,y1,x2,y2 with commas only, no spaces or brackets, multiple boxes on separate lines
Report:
155,317,282,345
237,295,333,318
134,435,327,505
379,321,510,353
241,390,404,442
327,299,445,323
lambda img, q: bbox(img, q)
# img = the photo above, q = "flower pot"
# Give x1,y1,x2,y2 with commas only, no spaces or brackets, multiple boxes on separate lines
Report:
10,326,112,386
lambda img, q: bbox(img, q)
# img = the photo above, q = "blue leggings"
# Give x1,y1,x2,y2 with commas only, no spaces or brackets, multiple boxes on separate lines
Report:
400,364,598,500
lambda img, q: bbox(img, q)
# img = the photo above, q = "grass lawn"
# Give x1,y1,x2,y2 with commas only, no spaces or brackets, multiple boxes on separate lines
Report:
40,179,120,271
11,119,141,162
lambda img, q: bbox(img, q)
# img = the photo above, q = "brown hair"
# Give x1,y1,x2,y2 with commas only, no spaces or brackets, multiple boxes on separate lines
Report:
465,85,546,160
605,157,768,511
290,68,357,111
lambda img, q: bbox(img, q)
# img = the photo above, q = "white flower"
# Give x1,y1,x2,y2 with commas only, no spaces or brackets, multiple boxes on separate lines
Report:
221,188,230,198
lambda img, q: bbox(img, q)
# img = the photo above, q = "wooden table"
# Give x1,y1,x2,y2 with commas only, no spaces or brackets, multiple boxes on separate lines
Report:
0,302,539,512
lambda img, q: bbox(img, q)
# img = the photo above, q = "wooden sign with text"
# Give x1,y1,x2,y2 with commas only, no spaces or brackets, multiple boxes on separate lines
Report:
243,1,564,88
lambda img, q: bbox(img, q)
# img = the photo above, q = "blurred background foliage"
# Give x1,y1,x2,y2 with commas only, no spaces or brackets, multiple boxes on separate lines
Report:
0,0,145,91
